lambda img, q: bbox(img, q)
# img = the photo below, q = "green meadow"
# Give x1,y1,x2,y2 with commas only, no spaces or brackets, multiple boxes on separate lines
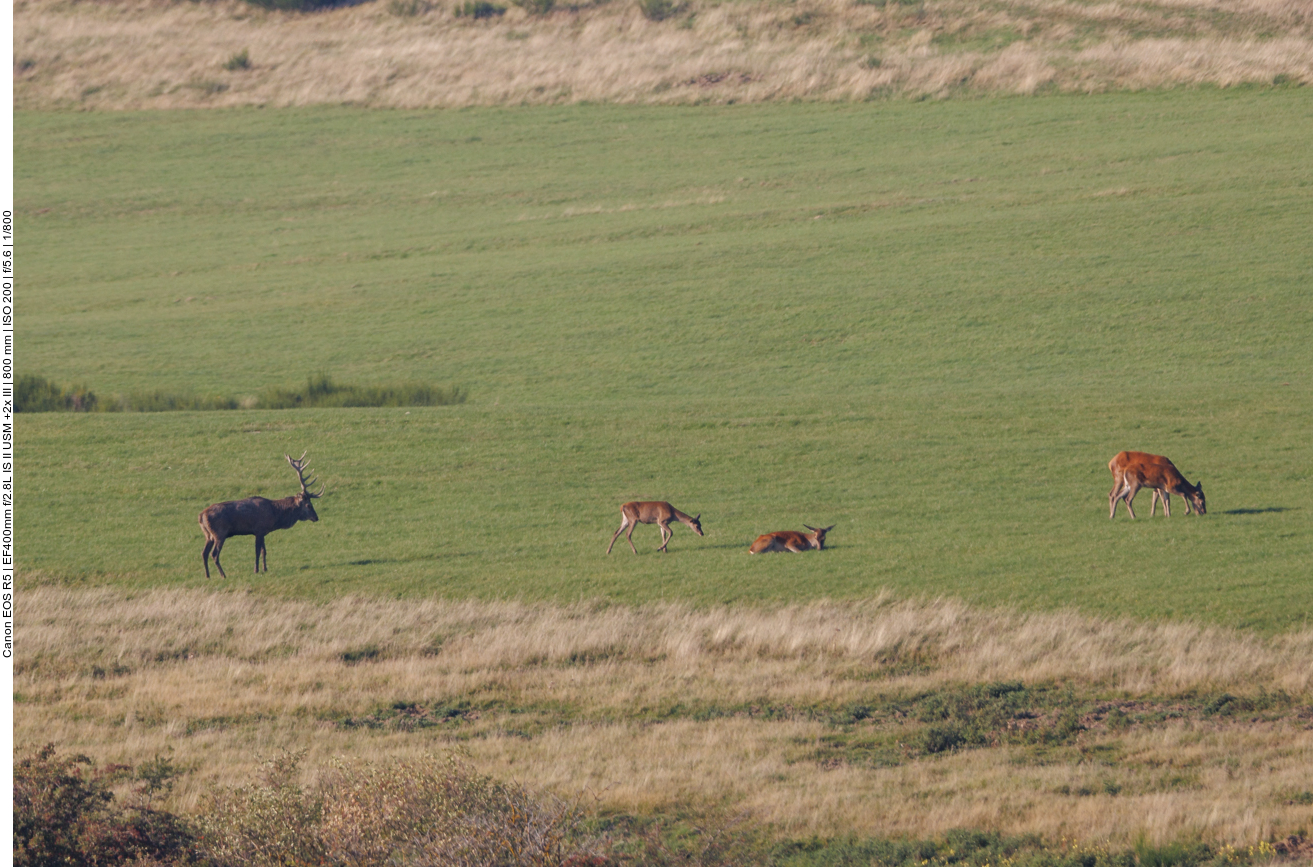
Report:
17,90,1313,631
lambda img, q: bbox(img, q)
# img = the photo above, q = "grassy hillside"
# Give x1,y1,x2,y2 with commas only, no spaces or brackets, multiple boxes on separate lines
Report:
12,0,1313,109
15,587,1313,845
17,93,1313,630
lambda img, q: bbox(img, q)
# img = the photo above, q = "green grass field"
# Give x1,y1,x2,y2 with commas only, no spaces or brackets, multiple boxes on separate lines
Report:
17,90,1313,631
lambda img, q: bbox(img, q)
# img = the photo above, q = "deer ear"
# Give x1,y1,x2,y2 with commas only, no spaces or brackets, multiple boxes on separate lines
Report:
694,514,701,522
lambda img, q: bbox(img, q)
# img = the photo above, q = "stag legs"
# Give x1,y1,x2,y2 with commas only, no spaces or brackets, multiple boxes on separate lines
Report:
204,538,229,578
255,536,267,573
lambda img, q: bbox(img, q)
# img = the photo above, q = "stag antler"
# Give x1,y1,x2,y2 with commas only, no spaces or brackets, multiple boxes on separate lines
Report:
286,451,325,498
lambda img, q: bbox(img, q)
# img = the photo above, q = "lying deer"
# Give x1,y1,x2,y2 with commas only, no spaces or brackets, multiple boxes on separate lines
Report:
606,501,703,554
1108,451,1205,519
199,452,325,577
748,524,835,553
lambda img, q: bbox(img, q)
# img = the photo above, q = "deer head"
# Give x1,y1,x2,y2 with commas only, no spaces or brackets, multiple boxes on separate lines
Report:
286,451,325,522
804,524,836,549
1189,482,1206,515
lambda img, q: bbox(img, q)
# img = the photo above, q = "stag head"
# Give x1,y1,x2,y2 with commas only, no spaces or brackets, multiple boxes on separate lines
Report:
287,451,325,522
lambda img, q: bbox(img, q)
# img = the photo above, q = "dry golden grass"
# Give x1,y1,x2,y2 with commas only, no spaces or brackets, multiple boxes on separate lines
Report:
14,586,1313,844
11,0,1313,108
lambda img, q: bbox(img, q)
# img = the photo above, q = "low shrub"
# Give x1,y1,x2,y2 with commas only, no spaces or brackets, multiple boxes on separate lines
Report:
241,0,340,11
223,49,251,70
637,0,680,21
13,744,201,866
198,751,602,866
390,0,433,14
511,0,555,14
15,373,466,412
455,0,506,16
16,374,98,412
256,373,466,408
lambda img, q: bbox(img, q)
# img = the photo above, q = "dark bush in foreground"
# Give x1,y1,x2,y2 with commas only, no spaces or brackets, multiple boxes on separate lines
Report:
13,744,201,866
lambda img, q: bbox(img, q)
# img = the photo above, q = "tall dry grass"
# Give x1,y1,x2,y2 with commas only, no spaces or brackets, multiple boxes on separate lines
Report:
12,0,1313,108
14,586,1313,844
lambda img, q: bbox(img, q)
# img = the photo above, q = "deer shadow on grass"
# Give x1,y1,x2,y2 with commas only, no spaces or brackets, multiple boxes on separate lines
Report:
342,553,465,566
1222,507,1292,515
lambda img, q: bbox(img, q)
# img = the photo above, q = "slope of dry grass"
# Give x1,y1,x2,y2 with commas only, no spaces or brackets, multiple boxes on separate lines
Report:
15,587,1313,844
12,0,1313,108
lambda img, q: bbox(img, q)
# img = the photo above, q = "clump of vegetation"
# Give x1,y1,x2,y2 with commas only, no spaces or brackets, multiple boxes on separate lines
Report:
15,373,466,412
13,744,201,866
241,0,340,10
15,374,98,412
198,751,600,866
223,49,251,71
510,0,554,14
389,0,433,14
454,0,506,16
637,0,683,21
257,373,466,408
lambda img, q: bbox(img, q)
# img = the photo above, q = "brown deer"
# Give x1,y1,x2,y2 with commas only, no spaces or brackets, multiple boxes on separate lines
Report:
1108,451,1205,519
606,501,703,554
199,452,325,577
748,524,835,553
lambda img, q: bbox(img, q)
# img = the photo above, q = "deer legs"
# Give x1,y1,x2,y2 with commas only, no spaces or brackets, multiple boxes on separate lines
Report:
1111,477,1177,519
1109,478,1136,519
606,517,639,555
255,536,268,573
605,516,673,553
204,538,229,579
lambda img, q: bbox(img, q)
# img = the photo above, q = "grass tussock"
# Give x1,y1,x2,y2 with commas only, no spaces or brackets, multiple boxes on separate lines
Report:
14,587,1313,846
12,0,1313,108
15,373,466,413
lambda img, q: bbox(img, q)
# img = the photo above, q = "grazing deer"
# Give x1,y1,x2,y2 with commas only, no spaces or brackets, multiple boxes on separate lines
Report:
748,524,835,553
199,452,325,578
1108,451,1205,519
606,501,703,554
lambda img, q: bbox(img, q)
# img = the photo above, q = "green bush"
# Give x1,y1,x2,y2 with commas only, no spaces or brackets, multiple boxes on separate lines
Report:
511,0,555,14
637,0,679,21
241,0,340,11
107,390,241,412
455,0,506,16
14,373,466,412
256,373,466,409
223,49,251,71
16,374,97,412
